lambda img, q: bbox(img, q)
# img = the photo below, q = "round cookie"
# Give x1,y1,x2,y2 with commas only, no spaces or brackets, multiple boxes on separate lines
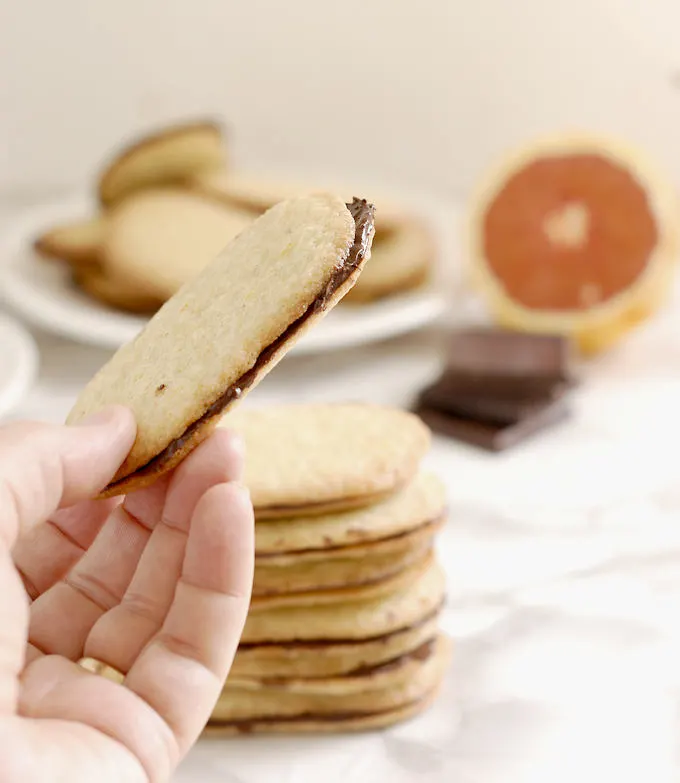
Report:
231,612,440,679
255,472,445,555
223,404,431,518
97,119,226,206
102,188,256,300
240,559,445,644
344,217,437,303
67,195,375,498
249,551,433,611
212,635,450,725
72,267,163,315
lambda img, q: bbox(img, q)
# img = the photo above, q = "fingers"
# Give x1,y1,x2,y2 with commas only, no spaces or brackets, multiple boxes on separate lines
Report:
27,505,152,661
0,547,29,714
18,655,176,782
25,430,243,669
12,498,119,601
0,407,135,548
125,481,254,752
84,429,244,673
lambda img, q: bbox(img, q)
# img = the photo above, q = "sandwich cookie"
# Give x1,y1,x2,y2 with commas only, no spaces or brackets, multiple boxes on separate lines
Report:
254,472,445,555
208,635,450,733
230,611,440,680
223,404,431,518
249,551,434,611
253,528,437,596
67,194,375,497
240,558,445,645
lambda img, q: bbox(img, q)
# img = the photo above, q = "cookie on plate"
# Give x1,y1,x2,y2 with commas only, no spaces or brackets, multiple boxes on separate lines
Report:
97,119,226,206
34,217,105,268
67,194,375,497
102,188,256,300
223,404,431,518
72,267,163,315
345,216,437,302
191,169,409,231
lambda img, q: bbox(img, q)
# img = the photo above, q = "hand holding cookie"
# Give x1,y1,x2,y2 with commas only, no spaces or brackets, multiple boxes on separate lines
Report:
0,407,254,782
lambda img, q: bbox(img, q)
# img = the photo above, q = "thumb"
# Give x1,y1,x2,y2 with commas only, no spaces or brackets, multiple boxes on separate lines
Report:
0,406,136,549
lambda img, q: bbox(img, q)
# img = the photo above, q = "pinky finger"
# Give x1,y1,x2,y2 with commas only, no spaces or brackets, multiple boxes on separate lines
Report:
124,482,254,752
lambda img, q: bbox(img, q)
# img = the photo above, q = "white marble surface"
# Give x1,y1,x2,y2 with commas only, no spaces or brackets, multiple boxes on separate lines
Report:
2,291,680,782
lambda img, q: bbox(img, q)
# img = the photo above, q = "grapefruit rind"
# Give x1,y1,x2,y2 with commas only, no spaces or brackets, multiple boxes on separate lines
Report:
466,133,680,355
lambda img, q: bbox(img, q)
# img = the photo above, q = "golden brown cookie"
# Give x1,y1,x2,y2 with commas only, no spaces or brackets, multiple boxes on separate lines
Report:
34,217,105,269
208,635,450,733
231,611,440,680
97,119,226,206
254,472,445,555
67,195,375,498
102,188,256,300
72,267,164,315
249,551,433,611
344,217,437,303
223,404,431,518
241,559,444,645
253,525,439,596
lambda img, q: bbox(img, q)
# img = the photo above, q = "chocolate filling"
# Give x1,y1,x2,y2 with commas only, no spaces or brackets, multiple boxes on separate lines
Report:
238,602,444,649
252,548,432,598
106,198,375,491
257,639,436,685
209,695,430,732
255,514,445,560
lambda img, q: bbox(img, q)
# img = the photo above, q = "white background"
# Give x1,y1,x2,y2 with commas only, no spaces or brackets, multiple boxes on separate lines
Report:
2,0,680,199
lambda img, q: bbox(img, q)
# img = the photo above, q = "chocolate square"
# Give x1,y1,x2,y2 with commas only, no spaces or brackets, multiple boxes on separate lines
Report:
440,329,573,397
416,400,570,452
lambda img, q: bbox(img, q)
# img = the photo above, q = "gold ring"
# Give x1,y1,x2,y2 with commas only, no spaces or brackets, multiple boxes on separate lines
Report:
77,656,125,684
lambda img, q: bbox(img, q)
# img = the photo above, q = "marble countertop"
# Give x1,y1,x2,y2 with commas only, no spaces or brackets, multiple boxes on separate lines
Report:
5,295,680,782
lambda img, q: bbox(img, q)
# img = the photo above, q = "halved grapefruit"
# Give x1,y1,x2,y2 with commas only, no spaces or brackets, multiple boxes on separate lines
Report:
467,134,679,355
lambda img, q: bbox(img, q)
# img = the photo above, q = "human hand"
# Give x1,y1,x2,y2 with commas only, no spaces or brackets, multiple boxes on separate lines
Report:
0,406,254,782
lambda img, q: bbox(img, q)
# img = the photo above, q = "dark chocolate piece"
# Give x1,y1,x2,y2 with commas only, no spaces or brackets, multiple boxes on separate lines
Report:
416,400,570,452
441,329,572,396
418,382,568,426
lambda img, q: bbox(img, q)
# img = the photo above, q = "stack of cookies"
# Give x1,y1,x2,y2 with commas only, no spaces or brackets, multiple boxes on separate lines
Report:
206,403,450,735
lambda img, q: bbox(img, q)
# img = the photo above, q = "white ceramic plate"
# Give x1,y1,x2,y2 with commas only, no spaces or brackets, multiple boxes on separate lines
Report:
0,311,39,418
0,196,454,353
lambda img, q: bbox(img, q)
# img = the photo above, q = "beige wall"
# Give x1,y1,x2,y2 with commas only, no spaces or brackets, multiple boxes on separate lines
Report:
1,0,679,200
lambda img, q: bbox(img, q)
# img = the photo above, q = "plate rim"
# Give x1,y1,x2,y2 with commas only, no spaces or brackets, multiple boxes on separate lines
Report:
0,312,40,418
